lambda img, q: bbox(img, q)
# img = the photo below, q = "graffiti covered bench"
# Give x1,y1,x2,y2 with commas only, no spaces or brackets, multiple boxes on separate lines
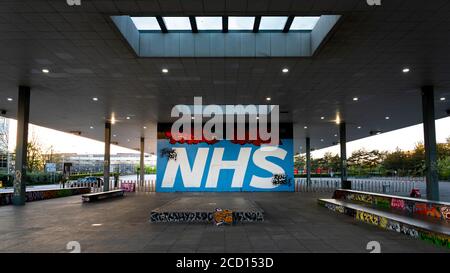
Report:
318,189,450,249
82,189,124,202
0,187,90,206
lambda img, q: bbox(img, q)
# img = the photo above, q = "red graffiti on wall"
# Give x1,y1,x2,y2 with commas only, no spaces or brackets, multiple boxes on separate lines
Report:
391,198,405,210
415,203,442,219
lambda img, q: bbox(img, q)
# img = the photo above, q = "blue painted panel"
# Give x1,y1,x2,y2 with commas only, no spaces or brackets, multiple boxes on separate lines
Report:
156,139,294,192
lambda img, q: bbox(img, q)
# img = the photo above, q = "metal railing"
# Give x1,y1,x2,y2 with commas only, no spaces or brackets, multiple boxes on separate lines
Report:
295,177,421,194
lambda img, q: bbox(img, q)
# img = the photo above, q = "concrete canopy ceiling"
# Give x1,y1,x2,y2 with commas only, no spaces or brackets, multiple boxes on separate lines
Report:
0,0,450,155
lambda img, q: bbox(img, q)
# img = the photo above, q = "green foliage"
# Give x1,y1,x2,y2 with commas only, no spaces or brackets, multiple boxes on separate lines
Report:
0,172,63,187
135,165,157,174
294,137,450,180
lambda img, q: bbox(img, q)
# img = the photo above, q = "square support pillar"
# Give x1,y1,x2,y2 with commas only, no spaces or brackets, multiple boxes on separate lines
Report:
103,122,111,191
421,85,439,201
340,122,350,189
305,137,311,186
140,137,145,187
12,86,30,205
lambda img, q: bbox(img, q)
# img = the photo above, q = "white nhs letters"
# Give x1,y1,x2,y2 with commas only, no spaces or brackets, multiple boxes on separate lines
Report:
161,146,287,189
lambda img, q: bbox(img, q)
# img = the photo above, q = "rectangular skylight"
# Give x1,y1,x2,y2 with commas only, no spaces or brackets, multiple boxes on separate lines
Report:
228,16,255,30
131,17,160,31
290,16,320,30
163,17,191,30
260,16,288,30
196,17,222,30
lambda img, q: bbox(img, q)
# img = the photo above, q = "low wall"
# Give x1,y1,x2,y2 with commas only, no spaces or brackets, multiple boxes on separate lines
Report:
333,189,450,222
0,187,91,206
319,200,450,249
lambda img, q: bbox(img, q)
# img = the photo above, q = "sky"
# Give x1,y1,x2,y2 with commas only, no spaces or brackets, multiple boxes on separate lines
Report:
5,116,450,158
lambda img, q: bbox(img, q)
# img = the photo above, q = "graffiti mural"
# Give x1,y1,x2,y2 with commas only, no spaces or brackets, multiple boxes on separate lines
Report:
156,123,294,192
419,231,450,248
0,187,90,206
374,197,390,209
391,198,405,210
356,210,379,226
150,210,264,223
440,206,450,221
213,208,233,225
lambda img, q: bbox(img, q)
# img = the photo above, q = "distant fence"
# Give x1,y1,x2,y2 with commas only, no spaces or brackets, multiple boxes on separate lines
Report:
295,177,423,193
65,177,423,194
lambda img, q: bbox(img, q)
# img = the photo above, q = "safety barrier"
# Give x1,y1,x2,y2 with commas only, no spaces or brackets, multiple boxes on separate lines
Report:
295,178,419,194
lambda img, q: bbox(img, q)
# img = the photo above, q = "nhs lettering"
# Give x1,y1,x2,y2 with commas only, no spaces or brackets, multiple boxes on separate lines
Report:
156,100,293,192
156,138,294,192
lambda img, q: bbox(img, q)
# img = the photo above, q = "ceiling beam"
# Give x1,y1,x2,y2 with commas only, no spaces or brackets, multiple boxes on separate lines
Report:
222,16,228,33
283,16,295,33
253,16,261,33
156,16,168,33
189,16,198,33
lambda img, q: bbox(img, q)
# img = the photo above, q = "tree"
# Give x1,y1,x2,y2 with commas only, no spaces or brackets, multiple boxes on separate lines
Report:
25,135,46,172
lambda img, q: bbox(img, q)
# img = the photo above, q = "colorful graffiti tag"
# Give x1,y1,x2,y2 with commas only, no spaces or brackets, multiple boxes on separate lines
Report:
213,208,233,225
0,187,90,206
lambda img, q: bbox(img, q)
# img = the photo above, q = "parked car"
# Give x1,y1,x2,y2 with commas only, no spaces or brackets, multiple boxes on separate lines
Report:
69,176,103,188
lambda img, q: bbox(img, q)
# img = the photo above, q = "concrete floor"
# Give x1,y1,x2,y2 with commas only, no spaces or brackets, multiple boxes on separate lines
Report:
0,192,448,253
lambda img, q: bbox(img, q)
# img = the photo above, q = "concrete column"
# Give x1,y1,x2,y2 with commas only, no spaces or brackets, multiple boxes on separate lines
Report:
12,86,30,206
103,122,111,191
421,86,439,200
339,122,349,189
140,137,145,187
305,137,311,185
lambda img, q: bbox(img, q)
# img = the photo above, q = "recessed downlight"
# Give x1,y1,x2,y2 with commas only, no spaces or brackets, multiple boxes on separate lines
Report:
385,116,390,120
353,97,359,101
320,116,325,120
266,97,271,101
402,68,410,73
89,126,94,129
440,97,446,101
304,126,308,129
162,68,169,73
42,68,50,73
7,98,13,101
126,116,131,120
357,126,362,129
282,68,289,73
143,126,147,129
92,97,98,101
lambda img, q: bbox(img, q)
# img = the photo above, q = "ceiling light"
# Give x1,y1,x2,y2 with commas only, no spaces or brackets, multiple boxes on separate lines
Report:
440,97,446,101
357,126,362,129
7,98,13,101
162,68,169,73
143,126,147,129
91,223,102,227
282,68,289,73
126,116,131,120
92,97,98,101
89,126,94,129
335,115,341,125
320,116,325,120
127,139,130,142
385,116,390,120
42,68,50,73
191,116,195,120
266,97,271,101
113,134,117,137
334,134,338,137
304,126,308,129
320,139,324,142
353,97,358,101
402,68,410,73
256,116,259,120
111,115,116,125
